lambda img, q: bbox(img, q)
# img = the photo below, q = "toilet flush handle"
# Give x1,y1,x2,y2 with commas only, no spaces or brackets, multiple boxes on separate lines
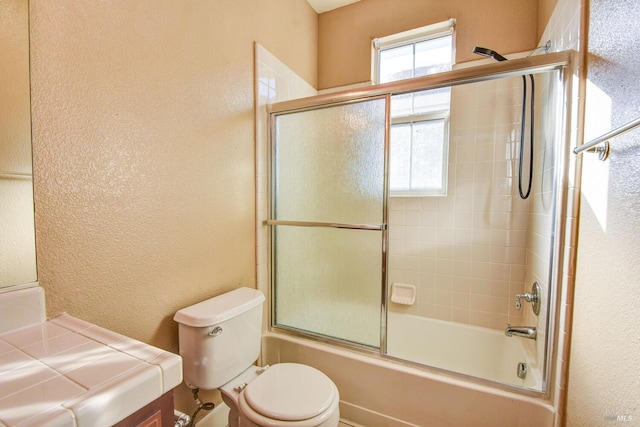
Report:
208,326,223,337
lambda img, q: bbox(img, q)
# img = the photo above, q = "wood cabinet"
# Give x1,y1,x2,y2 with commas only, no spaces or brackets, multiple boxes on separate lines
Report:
113,390,174,427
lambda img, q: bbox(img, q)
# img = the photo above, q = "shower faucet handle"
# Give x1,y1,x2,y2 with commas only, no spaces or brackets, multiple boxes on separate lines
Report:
515,292,536,310
515,282,542,315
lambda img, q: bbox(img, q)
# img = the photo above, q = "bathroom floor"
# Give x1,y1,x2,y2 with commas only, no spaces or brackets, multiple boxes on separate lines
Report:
339,421,356,426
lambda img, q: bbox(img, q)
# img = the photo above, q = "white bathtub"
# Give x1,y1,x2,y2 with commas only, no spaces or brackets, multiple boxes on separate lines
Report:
387,312,542,389
262,329,554,427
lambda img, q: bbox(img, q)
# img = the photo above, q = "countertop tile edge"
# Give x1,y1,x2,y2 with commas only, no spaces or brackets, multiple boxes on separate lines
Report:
149,351,183,393
62,364,163,427
12,406,76,427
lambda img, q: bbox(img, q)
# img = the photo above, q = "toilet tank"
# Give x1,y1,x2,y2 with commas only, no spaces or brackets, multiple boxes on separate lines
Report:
174,287,265,390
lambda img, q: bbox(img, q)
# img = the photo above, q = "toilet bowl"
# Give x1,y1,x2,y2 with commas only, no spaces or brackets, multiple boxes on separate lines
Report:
220,363,340,427
174,287,340,427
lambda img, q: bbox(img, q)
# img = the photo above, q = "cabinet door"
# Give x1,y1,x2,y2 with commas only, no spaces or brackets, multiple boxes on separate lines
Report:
136,410,161,427
113,390,174,427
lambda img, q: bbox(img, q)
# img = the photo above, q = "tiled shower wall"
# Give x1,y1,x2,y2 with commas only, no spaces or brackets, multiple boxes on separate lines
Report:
388,75,539,330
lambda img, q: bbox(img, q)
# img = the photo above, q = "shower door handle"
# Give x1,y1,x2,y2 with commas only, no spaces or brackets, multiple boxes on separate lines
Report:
266,219,387,231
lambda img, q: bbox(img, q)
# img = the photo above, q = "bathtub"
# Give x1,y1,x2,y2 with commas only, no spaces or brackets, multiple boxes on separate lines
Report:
262,327,555,426
386,312,542,389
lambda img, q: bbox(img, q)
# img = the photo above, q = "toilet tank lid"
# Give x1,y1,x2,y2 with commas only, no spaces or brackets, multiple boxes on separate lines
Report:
173,287,265,327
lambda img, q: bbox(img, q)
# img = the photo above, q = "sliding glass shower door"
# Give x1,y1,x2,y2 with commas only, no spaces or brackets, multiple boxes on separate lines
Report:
269,96,388,348
265,52,572,394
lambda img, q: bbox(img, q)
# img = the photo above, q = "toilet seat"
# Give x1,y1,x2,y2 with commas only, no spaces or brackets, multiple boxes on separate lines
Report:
238,363,339,426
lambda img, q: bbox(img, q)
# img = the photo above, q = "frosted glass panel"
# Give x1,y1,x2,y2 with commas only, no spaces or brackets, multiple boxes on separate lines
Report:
274,226,382,347
272,97,387,348
273,98,386,225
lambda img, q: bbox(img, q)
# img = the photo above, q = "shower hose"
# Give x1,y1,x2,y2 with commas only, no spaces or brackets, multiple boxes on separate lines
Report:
519,75,535,200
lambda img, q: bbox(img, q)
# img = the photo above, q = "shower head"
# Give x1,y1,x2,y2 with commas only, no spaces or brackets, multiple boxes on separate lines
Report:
472,46,508,62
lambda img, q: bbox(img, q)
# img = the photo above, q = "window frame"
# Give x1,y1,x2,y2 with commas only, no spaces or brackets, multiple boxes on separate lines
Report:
372,19,455,197
389,110,450,197
372,19,456,85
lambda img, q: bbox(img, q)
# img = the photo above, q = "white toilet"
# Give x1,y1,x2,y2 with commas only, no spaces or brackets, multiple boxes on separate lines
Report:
174,287,340,427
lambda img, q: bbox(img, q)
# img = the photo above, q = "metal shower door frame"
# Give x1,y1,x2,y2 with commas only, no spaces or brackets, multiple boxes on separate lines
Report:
266,50,573,398
268,94,391,351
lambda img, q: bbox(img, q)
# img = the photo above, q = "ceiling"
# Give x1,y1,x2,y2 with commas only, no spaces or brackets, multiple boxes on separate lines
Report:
307,0,361,13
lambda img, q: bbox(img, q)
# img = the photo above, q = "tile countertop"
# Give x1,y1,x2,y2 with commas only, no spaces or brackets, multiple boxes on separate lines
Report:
0,313,182,427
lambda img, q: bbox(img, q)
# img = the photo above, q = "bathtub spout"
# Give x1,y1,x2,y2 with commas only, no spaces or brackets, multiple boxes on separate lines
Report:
505,324,537,340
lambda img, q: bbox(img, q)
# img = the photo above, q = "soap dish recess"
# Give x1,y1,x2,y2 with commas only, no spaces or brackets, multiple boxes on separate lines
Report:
390,283,416,305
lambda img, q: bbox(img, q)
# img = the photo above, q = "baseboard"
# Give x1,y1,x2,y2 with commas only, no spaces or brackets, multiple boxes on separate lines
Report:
339,401,420,427
193,399,418,427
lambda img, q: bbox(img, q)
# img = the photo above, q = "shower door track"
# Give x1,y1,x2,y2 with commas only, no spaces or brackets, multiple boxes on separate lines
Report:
269,51,571,114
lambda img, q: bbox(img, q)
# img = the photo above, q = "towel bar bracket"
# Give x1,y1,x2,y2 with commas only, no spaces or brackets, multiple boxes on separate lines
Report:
587,140,610,161
574,116,640,161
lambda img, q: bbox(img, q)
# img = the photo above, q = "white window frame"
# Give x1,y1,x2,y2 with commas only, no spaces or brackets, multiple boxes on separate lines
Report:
389,111,450,197
372,19,455,197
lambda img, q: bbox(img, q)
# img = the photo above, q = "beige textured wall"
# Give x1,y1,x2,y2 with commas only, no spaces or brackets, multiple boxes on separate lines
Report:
317,0,539,89
29,0,317,413
566,0,640,424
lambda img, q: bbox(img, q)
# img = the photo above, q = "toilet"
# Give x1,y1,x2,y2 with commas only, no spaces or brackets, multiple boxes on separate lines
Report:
174,287,340,427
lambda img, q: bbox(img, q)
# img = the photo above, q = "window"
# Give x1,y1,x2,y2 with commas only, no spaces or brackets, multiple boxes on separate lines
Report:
373,20,454,196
